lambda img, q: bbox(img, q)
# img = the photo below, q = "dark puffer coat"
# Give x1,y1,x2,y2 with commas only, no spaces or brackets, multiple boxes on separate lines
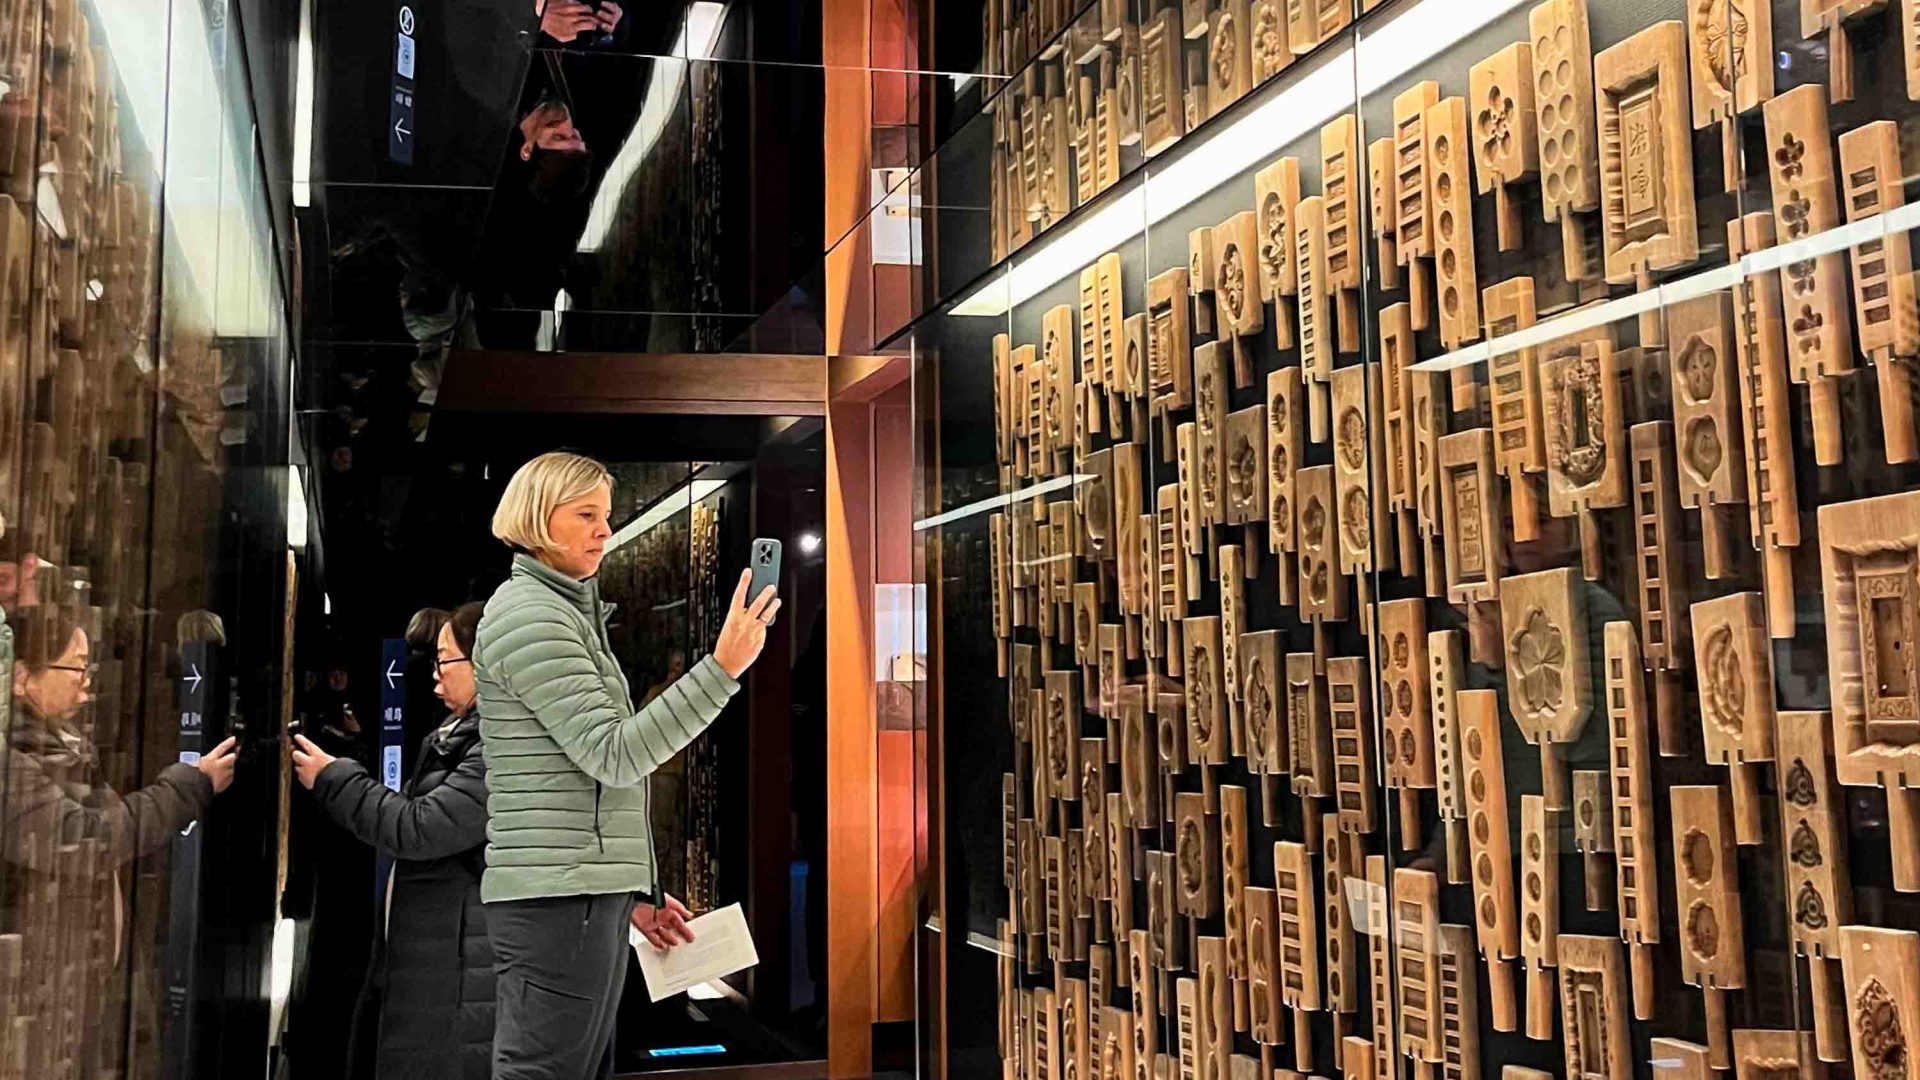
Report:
312,713,493,1080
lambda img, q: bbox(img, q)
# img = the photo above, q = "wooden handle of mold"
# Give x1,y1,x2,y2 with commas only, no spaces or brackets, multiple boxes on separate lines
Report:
1888,783,1920,892
1729,760,1763,846
1525,961,1554,1041
1878,355,1918,465
1541,741,1569,812
1809,955,1847,1063
1809,376,1843,466
1487,956,1517,1032
1295,1007,1315,1072
1399,787,1423,851
1510,471,1541,543
1655,668,1687,758
1764,543,1795,640
1700,502,1732,581
1705,986,1731,1070
1630,942,1656,1022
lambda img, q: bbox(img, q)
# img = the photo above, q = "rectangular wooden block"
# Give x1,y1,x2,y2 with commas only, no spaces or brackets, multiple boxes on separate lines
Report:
1149,268,1195,416
1322,113,1361,295
1378,597,1436,794
1425,95,1481,349
1327,656,1377,833
1394,81,1441,263
1330,364,1373,575
1602,623,1661,945
1288,651,1333,798
1775,710,1852,957
1244,885,1284,1044
1240,629,1287,776
1530,0,1600,218
1669,785,1746,989
1213,211,1265,340
1184,615,1228,765
1838,120,1920,358
1141,8,1186,155
1558,935,1631,1080
1594,21,1699,283
1194,344,1229,527
1323,812,1360,1013
1267,367,1304,558
1763,83,1855,386
1255,157,1302,302
1437,427,1505,606
1295,195,1334,397
1174,791,1220,918
1224,405,1267,527
1297,464,1348,624
1666,293,1747,514
1274,839,1323,1011
1839,926,1920,1080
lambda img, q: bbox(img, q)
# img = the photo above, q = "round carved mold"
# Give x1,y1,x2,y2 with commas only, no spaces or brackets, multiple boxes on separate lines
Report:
1474,812,1491,846
1337,408,1367,469
1049,700,1071,782
1392,632,1411,667
1302,496,1327,550
1701,624,1746,735
1480,895,1498,929
1578,797,1596,830
1856,977,1908,1080
1220,245,1247,322
1791,820,1823,868
1683,827,1717,885
1527,912,1542,941
1465,728,1484,759
1433,133,1452,166
1178,819,1204,893
1683,418,1724,486
1554,54,1571,85
1401,729,1417,765
1273,493,1290,523
1686,901,1721,959
1342,488,1371,550
1527,832,1543,862
1795,879,1829,930
1310,563,1329,604
1443,285,1460,319
1510,608,1568,720
1397,682,1415,719
1785,758,1817,807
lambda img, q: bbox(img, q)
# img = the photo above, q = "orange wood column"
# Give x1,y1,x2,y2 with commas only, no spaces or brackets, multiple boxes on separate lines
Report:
825,0,875,357
826,373,876,1079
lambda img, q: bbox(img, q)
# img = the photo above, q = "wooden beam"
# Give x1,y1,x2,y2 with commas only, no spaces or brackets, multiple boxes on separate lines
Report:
439,350,828,416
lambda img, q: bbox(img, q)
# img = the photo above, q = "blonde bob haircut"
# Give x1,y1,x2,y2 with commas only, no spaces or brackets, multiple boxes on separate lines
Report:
491,451,614,554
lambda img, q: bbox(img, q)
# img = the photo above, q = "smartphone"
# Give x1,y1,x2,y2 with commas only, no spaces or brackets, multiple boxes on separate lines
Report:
748,538,782,621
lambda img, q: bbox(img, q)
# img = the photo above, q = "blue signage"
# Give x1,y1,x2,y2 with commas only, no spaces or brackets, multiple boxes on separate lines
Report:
388,4,417,164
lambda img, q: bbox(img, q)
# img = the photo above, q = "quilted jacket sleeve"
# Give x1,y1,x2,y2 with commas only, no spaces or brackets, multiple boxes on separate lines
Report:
310,749,488,861
488,597,740,788
3,753,212,866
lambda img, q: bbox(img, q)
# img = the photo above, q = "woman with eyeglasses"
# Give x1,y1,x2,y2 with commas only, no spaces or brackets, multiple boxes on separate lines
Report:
4,604,240,865
292,601,495,1080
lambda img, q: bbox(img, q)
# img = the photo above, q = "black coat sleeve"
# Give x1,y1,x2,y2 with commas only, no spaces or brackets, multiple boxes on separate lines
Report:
310,746,489,861
3,755,212,866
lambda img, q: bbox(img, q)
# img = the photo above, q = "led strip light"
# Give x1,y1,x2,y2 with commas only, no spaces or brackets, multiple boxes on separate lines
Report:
951,0,1530,318
1409,204,1920,372
913,473,1093,531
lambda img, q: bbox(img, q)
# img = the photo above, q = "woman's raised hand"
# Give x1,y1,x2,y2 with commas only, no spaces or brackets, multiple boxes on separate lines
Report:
711,568,780,679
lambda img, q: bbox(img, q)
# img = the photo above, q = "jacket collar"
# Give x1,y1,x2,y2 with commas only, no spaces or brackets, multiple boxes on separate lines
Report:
511,552,597,613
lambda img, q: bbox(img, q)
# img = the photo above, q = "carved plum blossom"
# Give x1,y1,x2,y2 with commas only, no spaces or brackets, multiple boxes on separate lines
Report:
1858,978,1909,1080
1510,608,1566,718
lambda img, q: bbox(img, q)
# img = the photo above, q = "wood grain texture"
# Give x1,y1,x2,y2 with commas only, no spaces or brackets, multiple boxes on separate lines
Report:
1763,82,1856,463
1775,709,1852,1060
1255,157,1303,303
1689,0,1774,125
1425,95,1481,349
1379,598,1436,849
1690,591,1776,843
1557,935,1631,1080
1327,656,1378,835
1520,794,1562,1040
1331,365,1375,576
1837,120,1920,463
1288,651,1334,799
1295,195,1334,436
1470,42,1539,252
1429,629,1470,883
1542,338,1630,577
1438,428,1504,611
1839,926,1920,1080
1460,688,1520,1030
1667,292,1747,575
1819,489,1920,890
1594,21,1699,283
1394,867,1445,1065
1601,623,1661,1019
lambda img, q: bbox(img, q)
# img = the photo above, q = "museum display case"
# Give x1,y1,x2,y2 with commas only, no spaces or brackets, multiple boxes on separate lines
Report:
895,0,1920,1077
0,0,299,1076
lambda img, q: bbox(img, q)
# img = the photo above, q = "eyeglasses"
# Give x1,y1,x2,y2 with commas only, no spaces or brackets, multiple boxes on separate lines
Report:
433,656,471,675
48,662,98,679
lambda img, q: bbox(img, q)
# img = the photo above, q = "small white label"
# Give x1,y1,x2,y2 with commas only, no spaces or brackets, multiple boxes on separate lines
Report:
383,746,403,792
179,751,201,766
395,34,416,80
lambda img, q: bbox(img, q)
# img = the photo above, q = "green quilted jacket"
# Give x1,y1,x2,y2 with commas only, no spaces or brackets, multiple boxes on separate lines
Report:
472,554,740,903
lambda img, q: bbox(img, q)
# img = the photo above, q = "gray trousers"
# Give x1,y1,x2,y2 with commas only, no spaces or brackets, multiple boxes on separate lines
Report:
487,892,637,1080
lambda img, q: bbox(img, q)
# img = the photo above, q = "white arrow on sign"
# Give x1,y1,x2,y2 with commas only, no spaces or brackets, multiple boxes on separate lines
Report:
386,660,401,689
184,663,203,693
394,117,411,142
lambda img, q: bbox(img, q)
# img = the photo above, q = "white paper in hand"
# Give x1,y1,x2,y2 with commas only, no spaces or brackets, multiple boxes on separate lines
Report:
631,902,759,1002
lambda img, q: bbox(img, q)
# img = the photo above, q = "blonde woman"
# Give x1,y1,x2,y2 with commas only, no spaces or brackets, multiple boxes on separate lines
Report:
474,452,777,1079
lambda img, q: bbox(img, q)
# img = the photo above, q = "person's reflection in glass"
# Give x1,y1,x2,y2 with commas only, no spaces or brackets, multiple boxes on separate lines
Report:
536,0,624,47
516,95,593,205
3,605,239,868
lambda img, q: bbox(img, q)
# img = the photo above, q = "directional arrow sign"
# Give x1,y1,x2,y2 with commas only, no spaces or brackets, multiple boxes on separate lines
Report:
393,116,411,142
385,660,401,689
184,663,203,693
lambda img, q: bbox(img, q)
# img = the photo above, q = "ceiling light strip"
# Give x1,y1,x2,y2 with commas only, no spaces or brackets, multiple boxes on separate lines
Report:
912,473,1091,531
1411,203,1920,373
950,0,1528,319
